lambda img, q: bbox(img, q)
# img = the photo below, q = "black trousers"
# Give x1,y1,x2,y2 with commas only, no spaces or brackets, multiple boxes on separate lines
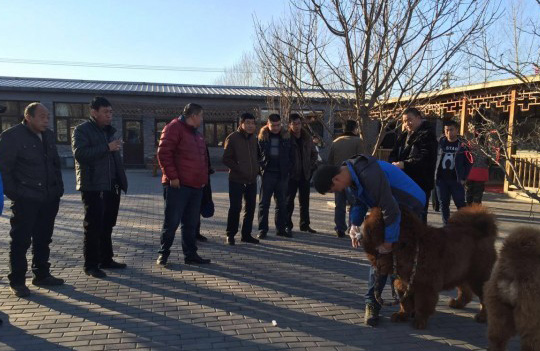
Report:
465,180,485,205
81,190,121,270
8,197,60,286
421,188,431,224
226,180,257,238
286,176,311,230
258,172,287,234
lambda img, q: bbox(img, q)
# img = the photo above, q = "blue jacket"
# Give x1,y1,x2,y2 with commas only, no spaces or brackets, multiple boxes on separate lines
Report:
434,136,472,182
347,155,426,243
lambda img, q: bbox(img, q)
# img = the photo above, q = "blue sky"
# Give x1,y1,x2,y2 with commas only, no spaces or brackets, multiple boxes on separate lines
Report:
0,0,288,84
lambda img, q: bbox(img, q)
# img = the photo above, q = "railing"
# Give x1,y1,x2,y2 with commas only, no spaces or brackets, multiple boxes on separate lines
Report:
509,155,540,190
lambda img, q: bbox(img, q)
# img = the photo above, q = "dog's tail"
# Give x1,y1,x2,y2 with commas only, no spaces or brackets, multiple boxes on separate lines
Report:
447,205,497,238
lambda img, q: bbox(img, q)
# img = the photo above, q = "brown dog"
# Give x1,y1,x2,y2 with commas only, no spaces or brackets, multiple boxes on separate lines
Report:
361,205,497,329
484,226,540,351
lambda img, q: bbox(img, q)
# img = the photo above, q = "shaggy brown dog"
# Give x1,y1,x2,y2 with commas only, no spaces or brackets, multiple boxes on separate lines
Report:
484,226,540,351
361,205,497,329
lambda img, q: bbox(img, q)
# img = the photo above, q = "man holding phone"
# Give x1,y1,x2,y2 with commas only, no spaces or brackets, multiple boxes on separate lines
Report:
72,97,128,278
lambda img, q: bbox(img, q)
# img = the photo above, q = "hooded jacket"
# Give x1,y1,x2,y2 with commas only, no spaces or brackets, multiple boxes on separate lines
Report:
346,155,425,243
258,125,294,178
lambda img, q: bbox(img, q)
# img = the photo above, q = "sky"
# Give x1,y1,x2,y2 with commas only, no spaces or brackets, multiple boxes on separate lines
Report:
0,0,288,85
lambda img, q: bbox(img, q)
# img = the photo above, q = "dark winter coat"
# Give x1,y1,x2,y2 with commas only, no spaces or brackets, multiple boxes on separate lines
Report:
290,128,319,181
0,123,64,202
222,128,259,184
388,121,438,191
258,126,294,179
72,118,128,192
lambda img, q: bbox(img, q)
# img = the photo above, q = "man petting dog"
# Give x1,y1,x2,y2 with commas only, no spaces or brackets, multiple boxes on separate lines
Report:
312,155,426,327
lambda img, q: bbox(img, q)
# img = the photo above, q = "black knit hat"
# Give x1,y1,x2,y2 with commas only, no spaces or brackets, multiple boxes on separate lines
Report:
312,165,341,194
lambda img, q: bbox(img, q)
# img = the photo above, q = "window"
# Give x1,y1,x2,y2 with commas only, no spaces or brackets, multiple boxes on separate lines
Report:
0,100,34,133
155,119,170,146
54,103,90,144
203,122,236,146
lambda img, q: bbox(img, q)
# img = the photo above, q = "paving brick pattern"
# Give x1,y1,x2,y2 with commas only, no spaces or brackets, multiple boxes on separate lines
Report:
1,170,538,351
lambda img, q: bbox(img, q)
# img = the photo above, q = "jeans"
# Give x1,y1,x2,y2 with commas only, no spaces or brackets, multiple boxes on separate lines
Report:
465,180,485,205
286,177,311,230
81,190,121,270
8,197,60,286
334,190,348,233
226,181,257,238
364,266,389,310
364,204,422,309
159,185,202,259
258,171,287,234
436,177,466,225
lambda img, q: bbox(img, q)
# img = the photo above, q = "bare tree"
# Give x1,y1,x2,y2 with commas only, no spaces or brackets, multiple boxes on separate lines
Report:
462,0,540,202
255,0,498,154
465,106,540,204
214,52,265,86
466,0,540,87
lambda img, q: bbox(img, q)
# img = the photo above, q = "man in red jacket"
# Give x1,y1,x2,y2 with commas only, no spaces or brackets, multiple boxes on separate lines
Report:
156,103,211,266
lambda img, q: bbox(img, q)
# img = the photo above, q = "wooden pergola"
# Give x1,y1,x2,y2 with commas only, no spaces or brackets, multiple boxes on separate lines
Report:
375,77,540,194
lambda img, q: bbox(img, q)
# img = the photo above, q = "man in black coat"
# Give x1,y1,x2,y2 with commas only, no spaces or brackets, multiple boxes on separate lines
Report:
257,114,294,239
0,103,65,297
389,107,438,223
72,97,128,278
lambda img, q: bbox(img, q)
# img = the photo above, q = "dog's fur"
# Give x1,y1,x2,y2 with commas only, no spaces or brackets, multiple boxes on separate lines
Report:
361,205,497,329
484,226,540,351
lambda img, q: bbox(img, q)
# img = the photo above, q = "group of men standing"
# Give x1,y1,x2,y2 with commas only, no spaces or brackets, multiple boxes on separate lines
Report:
0,99,323,297
0,97,128,297
223,112,318,244
0,97,478,334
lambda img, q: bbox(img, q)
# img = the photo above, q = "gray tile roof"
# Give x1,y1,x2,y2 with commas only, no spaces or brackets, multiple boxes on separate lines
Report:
0,76,351,99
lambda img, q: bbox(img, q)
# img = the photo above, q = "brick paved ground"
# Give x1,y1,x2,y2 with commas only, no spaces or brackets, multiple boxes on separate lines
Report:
1,170,538,351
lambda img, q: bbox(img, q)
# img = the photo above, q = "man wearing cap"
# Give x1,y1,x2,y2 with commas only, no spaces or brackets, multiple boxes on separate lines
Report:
312,155,425,327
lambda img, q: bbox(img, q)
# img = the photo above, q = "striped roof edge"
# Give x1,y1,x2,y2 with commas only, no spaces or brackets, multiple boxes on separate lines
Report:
0,76,354,100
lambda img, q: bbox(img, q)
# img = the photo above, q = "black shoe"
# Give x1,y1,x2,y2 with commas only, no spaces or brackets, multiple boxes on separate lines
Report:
100,260,127,269
364,303,380,327
277,230,292,238
32,275,65,286
241,235,259,244
226,236,235,245
336,230,346,238
196,233,208,242
156,254,168,266
257,232,267,239
300,226,317,233
10,285,30,298
84,268,107,278
184,255,211,264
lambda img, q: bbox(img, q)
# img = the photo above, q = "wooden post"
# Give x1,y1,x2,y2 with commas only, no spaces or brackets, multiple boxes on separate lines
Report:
504,89,517,193
459,97,468,136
